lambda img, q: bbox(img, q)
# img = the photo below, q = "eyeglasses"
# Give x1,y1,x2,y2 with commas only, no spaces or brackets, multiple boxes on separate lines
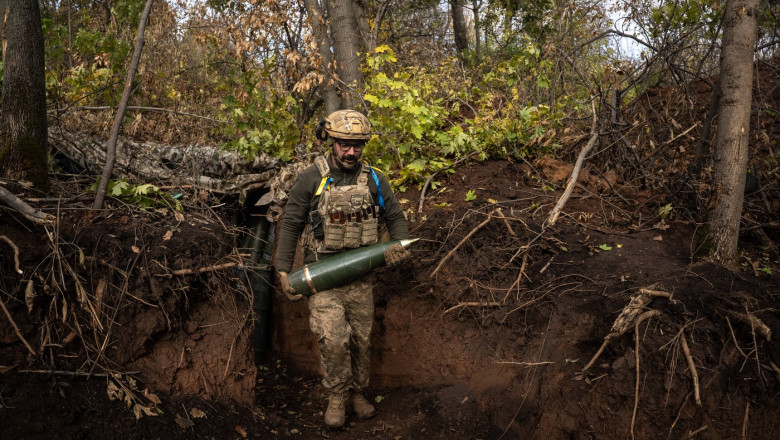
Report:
335,140,366,152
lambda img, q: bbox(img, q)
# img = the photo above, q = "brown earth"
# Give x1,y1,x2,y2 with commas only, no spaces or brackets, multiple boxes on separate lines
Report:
2,157,779,440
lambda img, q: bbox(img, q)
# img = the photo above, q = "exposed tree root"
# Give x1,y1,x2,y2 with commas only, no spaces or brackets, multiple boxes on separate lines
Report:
630,310,662,440
679,332,701,406
443,301,501,315
582,288,672,373
728,311,772,341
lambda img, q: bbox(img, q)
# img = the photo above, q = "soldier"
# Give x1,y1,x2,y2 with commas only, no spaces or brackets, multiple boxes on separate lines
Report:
275,109,410,428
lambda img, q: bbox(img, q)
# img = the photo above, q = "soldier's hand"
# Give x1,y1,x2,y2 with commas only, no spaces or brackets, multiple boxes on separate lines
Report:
384,243,410,268
277,271,303,301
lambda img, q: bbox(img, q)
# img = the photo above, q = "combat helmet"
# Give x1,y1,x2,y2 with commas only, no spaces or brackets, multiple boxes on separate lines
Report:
316,110,372,141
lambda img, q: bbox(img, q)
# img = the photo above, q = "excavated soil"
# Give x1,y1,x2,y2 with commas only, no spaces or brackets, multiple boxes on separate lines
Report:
1,159,780,440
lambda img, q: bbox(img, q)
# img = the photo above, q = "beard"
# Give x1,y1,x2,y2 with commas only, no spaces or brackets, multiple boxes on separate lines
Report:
332,150,361,171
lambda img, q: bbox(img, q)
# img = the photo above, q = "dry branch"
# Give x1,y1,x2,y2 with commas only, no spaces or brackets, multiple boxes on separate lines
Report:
546,101,598,227
0,235,22,274
679,332,701,405
0,296,36,356
0,186,55,225
94,0,155,209
430,210,496,278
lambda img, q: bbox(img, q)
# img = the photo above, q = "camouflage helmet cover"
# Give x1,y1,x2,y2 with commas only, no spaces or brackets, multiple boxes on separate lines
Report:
322,109,372,141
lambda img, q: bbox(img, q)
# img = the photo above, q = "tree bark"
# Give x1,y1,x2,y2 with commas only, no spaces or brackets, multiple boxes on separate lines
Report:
471,0,481,62
707,0,759,267
352,0,375,53
450,0,469,55
303,0,340,114
0,0,51,191
93,0,155,209
327,0,364,109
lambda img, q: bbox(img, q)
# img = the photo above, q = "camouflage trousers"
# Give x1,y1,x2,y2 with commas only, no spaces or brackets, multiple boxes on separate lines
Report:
308,278,374,393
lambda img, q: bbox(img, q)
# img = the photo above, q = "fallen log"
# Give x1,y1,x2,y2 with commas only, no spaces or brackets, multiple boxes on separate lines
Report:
48,128,280,197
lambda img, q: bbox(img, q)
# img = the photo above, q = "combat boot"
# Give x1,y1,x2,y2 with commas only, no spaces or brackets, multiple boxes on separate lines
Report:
351,392,376,419
324,391,348,428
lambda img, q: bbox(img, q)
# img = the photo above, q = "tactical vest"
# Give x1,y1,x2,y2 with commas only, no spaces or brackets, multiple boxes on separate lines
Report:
303,156,380,255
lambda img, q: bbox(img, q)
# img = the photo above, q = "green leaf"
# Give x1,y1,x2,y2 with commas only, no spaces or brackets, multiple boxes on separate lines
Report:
465,189,476,202
135,184,159,196
110,180,130,196
598,244,612,251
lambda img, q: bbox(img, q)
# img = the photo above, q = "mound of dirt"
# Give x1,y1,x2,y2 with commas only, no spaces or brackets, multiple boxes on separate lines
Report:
2,159,779,439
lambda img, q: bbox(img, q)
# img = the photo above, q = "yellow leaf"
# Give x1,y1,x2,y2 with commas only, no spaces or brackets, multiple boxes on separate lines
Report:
488,198,498,204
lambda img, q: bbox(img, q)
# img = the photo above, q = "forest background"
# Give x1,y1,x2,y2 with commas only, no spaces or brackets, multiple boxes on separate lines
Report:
2,0,779,267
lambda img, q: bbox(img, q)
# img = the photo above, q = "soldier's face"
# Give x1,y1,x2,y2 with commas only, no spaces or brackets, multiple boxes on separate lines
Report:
332,139,365,171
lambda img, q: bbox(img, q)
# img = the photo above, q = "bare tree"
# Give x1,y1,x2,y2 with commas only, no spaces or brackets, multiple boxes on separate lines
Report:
707,0,760,267
0,0,50,191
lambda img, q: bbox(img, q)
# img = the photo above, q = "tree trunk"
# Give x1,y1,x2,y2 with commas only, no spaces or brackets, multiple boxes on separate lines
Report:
0,0,51,191
707,0,759,267
93,0,154,209
352,0,375,53
327,0,364,109
303,0,339,114
472,0,481,62
450,0,469,55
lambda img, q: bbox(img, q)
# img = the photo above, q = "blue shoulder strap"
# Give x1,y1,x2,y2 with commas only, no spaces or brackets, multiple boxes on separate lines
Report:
364,162,385,210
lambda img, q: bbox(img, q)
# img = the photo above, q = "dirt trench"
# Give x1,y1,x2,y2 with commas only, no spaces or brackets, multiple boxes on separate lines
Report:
2,160,780,439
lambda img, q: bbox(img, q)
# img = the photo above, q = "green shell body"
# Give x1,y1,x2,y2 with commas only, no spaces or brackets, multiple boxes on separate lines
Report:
287,239,416,296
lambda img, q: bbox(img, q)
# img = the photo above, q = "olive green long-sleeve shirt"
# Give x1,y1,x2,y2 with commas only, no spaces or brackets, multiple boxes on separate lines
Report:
275,156,409,273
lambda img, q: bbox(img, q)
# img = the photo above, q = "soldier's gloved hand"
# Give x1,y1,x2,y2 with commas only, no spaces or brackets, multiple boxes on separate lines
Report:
277,271,303,301
384,243,410,268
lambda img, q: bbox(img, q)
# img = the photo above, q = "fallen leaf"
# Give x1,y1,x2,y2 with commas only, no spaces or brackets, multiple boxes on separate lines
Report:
190,408,206,418
175,414,194,429
174,211,185,222
106,381,122,401
235,425,248,438
653,220,670,231
25,280,36,313
653,235,663,241
131,245,140,253
163,230,173,241
143,389,162,405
